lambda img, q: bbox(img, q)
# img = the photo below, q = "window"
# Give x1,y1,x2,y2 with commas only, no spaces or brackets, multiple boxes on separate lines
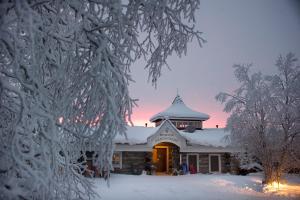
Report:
171,121,176,126
112,152,122,169
193,121,198,128
178,121,188,128
173,120,203,129
199,121,203,129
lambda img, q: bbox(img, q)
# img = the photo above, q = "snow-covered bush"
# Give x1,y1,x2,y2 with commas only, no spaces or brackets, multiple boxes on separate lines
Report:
216,53,300,183
0,0,204,199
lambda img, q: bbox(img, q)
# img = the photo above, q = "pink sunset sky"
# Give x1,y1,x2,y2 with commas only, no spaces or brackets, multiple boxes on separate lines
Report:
128,0,300,128
130,103,230,128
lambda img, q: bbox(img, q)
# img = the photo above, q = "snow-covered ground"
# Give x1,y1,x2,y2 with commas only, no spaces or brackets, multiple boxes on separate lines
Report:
93,173,300,200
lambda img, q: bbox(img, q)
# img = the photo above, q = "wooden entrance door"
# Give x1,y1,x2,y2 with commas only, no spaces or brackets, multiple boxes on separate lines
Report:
156,148,167,172
210,155,220,172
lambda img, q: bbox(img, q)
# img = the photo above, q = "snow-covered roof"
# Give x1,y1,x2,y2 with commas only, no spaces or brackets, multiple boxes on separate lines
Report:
114,126,159,145
114,125,230,148
179,129,230,147
149,95,210,122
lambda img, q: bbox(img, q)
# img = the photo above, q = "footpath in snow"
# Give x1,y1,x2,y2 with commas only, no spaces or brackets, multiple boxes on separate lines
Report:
93,173,300,200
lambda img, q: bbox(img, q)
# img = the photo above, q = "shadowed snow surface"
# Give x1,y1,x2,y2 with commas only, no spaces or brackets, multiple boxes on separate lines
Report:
93,173,300,200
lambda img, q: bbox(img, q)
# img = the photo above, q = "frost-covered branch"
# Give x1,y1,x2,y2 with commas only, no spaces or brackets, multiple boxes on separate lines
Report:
0,0,203,199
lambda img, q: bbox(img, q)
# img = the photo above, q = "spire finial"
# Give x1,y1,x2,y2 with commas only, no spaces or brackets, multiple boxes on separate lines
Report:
172,92,184,104
176,88,179,96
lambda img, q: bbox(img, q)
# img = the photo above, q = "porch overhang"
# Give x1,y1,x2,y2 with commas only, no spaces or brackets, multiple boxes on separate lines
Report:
147,120,187,150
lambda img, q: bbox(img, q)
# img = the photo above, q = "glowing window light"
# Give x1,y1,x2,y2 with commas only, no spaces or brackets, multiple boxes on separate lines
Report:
58,117,64,124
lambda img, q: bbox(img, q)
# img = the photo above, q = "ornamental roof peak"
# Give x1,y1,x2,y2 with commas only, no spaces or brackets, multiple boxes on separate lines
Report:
172,94,184,105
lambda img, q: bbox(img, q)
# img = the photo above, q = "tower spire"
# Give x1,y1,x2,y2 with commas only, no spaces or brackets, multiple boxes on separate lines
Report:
172,92,184,104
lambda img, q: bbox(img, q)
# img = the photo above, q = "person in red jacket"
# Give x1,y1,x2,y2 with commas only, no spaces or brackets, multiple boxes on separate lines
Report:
189,163,196,174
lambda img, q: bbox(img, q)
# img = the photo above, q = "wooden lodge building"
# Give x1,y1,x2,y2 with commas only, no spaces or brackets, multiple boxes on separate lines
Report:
111,95,237,175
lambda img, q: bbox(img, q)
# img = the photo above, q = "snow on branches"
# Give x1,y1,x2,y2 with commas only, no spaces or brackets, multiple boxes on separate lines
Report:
0,0,203,199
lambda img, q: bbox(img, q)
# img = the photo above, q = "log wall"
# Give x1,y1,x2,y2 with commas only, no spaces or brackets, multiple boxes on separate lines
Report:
113,151,151,175
113,151,234,175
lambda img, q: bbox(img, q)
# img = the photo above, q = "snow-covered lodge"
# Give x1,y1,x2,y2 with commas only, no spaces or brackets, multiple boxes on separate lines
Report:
112,95,236,175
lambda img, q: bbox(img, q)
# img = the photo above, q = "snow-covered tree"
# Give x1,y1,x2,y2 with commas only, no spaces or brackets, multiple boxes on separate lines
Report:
266,53,300,179
0,0,204,199
216,53,300,184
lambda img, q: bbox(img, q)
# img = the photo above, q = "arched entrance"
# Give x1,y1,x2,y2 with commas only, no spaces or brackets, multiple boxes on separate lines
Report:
152,142,180,174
